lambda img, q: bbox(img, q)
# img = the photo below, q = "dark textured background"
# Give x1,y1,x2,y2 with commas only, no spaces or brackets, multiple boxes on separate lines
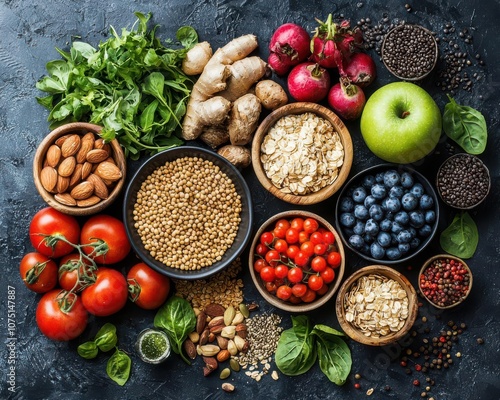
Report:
1,1,499,399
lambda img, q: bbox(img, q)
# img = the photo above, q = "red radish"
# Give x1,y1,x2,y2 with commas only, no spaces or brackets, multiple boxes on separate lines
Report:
328,77,366,120
268,23,311,75
287,62,331,102
343,52,377,88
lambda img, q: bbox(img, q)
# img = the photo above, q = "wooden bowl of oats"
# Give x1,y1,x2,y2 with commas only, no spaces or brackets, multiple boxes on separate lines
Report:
335,265,418,346
251,103,353,205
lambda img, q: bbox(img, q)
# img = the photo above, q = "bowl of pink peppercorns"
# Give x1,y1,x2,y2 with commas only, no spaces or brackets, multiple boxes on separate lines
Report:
419,254,473,309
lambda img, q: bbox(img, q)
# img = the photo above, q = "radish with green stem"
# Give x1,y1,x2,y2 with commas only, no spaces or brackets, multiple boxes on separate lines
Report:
268,23,311,75
328,77,366,120
287,62,331,103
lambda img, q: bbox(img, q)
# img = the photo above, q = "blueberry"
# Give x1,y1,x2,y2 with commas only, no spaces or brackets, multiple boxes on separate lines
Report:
391,233,399,245
369,204,384,221
401,193,418,211
419,194,434,210
354,204,369,220
352,186,367,203
340,212,356,228
409,210,425,228
339,197,355,213
391,221,404,234
353,220,365,235
361,243,371,256
383,197,401,213
386,247,402,260
371,183,387,200
362,175,376,189
396,229,412,244
380,219,393,232
400,172,414,188
410,237,421,249
389,185,404,199
370,242,385,259
398,243,411,254
410,183,425,198
419,224,433,237
408,227,418,238
425,210,436,224
364,195,377,208
375,172,385,183
394,211,410,225
383,170,401,188
377,231,392,247
348,234,364,249
364,234,375,244
344,228,354,237
365,219,379,236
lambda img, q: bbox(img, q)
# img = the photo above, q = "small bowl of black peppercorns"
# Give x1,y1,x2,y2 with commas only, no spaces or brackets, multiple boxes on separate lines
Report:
436,153,490,209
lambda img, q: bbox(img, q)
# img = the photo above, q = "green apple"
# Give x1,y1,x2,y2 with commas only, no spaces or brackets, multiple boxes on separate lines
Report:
360,82,442,164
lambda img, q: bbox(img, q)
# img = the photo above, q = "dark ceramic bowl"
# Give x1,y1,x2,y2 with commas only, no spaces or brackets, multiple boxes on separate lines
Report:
123,146,253,280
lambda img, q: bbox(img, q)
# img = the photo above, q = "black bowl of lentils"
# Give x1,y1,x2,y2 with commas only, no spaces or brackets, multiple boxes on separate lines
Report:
436,153,491,209
123,146,253,280
381,23,438,81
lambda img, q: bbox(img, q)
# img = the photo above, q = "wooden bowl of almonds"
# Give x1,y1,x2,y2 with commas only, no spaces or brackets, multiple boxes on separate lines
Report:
33,122,126,216
335,265,418,346
251,102,353,205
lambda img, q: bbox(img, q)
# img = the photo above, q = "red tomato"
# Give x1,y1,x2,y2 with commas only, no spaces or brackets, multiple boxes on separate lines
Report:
255,243,268,257
58,253,94,292
80,215,131,265
286,245,300,260
327,251,342,268
317,283,329,296
311,256,327,272
298,231,310,244
81,267,128,316
294,251,309,268
310,231,324,245
29,207,80,258
260,266,276,282
323,231,336,245
260,231,274,246
300,241,315,257
320,267,336,284
308,275,324,291
275,219,291,231
275,264,289,279
290,218,304,231
301,288,317,303
253,258,268,274
19,252,58,293
288,294,302,304
265,250,280,267
288,267,303,283
291,283,307,298
36,289,88,341
276,285,292,301
273,227,287,239
265,281,277,294
274,239,289,253
127,263,170,310
303,218,319,234
285,228,299,244
314,243,327,255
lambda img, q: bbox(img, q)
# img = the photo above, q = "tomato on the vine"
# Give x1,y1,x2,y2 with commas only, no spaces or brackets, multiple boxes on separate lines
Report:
260,266,276,282
253,258,268,274
81,267,128,316
303,218,319,234
311,256,327,272
276,285,292,301
288,294,302,304
301,288,317,303
314,243,327,256
320,267,336,284
291,283,307,298
19,252,58,293
58,253,94,292
285,228,299,244
290,218,304,231
274,239,288,253
255,243,268,257
294,251,309,268
274,264,289,279
323,231,336,245
317,283,329,296
260,231,274,246
265,250,280,267
265,281,277,293
298,231,310,244
127,262,171,310
275,219,291,231
300,241,315,257
327,251,342,268
310,231,324,245
287,267,303,283
29,207,80,258
286,245,300,259
308,275,324,291
273,227,287,239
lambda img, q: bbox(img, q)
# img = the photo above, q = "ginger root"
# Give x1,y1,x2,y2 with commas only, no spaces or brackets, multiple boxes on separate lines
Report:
228,94,261,146
217,145,251,169
255,80,288,110
200,125,230,149
182,41,213,76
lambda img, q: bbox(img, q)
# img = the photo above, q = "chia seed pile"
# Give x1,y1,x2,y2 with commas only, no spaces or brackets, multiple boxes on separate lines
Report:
437,154,490,208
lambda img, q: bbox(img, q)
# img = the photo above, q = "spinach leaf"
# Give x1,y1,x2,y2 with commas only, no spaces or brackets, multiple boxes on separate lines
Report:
440,211,479,258
311,325,352,385
154,296,196,365
106,349,131,386
443,96,488,154
275,315,317,376
95,323,118,352
77,341,98,359
176,26,198,49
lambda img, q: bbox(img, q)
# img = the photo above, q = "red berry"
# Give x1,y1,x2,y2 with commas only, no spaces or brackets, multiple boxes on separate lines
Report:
354,383,361,389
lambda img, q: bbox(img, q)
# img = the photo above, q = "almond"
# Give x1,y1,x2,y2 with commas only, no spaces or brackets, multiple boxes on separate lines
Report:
216,349,230,362
183,338,197,360
81,162,93,180
204,303,226,318
58,156,76,177
196,311,207,334
69,164,83,188
70,181,94,200
61,134,81,157
103,156,116,165
76,195,101,207
95,161,122,182
87,173,109,199
40,166,57,192
86,149,109,164
54,134,72,147
208,316,225,329
56,175,70,193
94,138,110,152
54,193,77,206
46,145,62,167
76,133,95,163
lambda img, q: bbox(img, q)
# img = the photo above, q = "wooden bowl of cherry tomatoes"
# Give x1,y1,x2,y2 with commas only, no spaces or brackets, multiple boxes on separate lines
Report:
248,210,345,312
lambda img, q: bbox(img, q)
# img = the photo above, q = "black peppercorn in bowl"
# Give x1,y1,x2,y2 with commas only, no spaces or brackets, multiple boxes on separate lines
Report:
381,24,438,81
335,164,439,265
436,153,491,209
123,146,253,280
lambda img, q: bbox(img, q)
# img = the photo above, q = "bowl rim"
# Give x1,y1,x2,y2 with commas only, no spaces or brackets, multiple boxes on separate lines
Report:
418,254,473,309
335,264,418,346
32,122,126,216
123,145,254,280
436,153,491,210
335,163,440,265
251,102,353,205
248,210,345,312
381,23,439,81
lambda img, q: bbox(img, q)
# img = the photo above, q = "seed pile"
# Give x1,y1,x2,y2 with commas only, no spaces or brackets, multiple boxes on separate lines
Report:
133,156,242,270
437,154,490,208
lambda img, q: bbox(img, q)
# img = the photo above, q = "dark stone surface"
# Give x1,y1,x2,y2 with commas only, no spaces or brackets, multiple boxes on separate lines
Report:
1,1,499,399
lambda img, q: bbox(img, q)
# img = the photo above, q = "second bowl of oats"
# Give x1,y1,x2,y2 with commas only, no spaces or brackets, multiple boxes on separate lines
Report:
251,103,353,205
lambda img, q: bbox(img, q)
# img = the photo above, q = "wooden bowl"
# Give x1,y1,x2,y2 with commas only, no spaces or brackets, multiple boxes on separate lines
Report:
419,254,473,309
33,122,126,216
335,265,418,346
251,102,353,205
248,210,345,313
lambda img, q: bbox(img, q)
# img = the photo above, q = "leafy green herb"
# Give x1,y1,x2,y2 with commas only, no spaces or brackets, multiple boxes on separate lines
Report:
440,211,479,258
95,323,118,352
154,296,196,365
106,348,131,386
36,12,197,160
443,96,488,155
77,341,98,359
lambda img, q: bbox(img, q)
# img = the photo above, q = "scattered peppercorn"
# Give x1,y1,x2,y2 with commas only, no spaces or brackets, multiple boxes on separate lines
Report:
477,338,484,345
355,373,361,380
385,385,391,391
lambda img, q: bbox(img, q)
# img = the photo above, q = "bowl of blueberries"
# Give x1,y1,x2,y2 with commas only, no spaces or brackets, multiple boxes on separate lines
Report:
336,164,439,264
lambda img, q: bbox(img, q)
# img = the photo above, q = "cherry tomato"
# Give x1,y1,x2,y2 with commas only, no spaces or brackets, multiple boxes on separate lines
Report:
36,289,88,341
286,245,300,260
300,241,315,257
127,263,171,310
58,253,94,292
81,215,131,265
303,218,319,234
274,239,289,253
265,281,277,294
320,267,336,284
260,266,276,282
310,231,325,245
301,288,317,303
276,285,293,301
327,251,342,268
290,218,304,231
274,264,289,279
291,283,307,298
273,227,287,239
81,267,128,316
260,231,274,246
311,256,327,272
275,219,291,231
298,231,310,244
287,267,303,283
288,294,302,304
323,231,336,245
19,252,58,293
255,243,268,257
253,258,268,274
294,251,309,268
317,283,329,296
265,250,280,267
29,207,80,258
308,275,324,291
314,243,328,255
285,228,299,244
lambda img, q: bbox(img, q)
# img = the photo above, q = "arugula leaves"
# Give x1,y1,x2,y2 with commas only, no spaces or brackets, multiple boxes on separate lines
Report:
36,12,196,160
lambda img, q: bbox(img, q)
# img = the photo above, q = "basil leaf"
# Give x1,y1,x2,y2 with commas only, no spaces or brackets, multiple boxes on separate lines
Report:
77,341,99,359
275,316,317,376
311,326,352,385
176,26,198,49
443,96,487,155
440,211,479,258
106,349,131,386
154,296,196,365
95,323,118,352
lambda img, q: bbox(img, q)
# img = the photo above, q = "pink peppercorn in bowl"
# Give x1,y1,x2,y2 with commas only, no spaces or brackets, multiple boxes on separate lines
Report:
419,254,473,309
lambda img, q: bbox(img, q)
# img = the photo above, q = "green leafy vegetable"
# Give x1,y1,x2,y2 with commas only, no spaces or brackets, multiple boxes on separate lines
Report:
443,96,488,155
95,323,118,352
36,12,196,160
440,211,479,258
154,296,196,365
77,341,98,359
106,348,131,386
